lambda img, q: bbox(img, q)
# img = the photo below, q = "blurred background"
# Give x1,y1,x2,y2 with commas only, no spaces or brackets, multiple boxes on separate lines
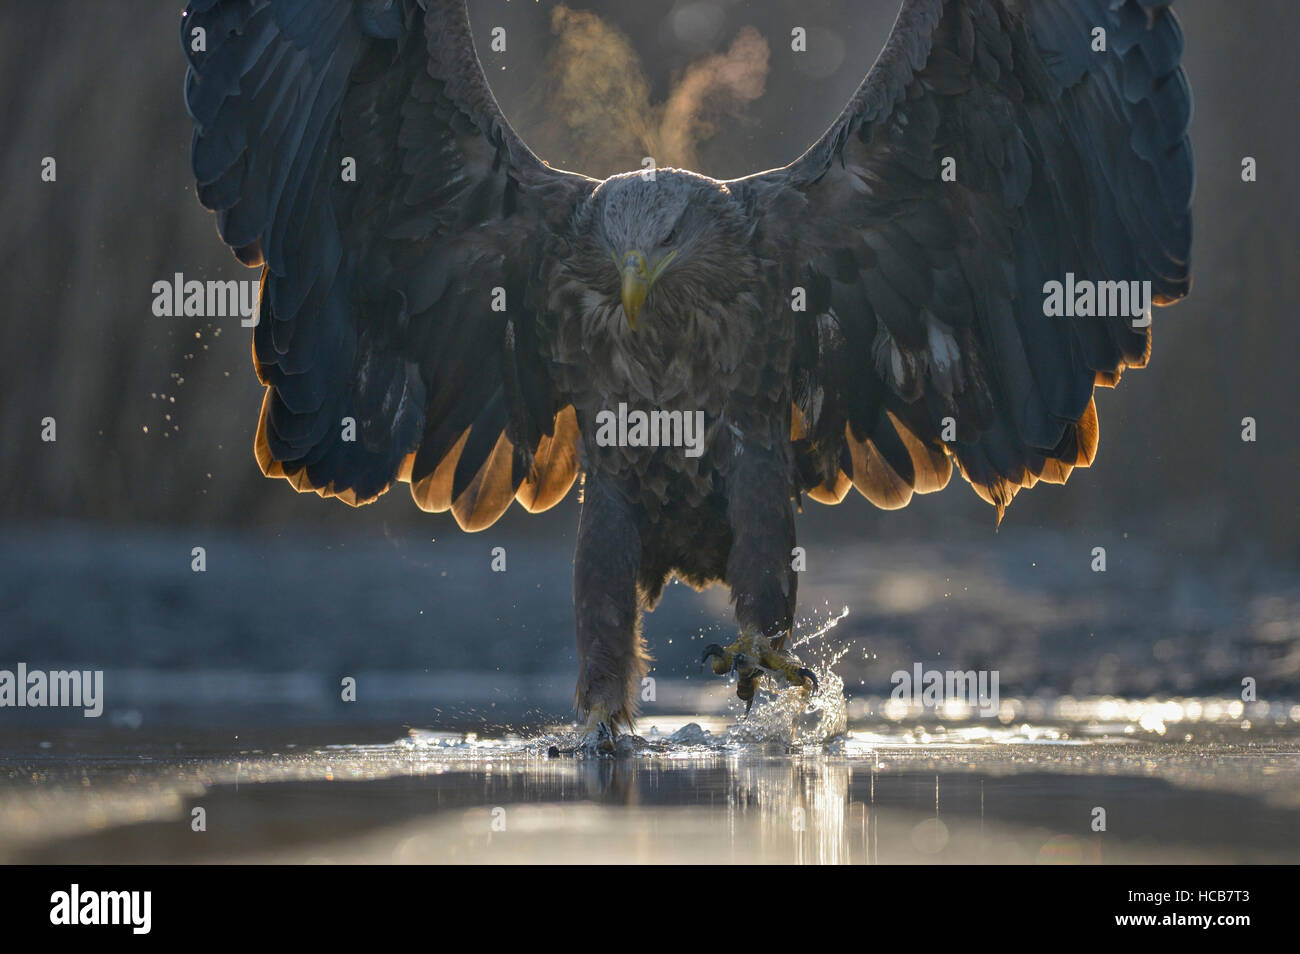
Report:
0,0,1297,729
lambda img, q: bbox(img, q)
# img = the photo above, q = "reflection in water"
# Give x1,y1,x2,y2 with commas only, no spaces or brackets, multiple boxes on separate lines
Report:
3,703,1300,863
731,756,852,864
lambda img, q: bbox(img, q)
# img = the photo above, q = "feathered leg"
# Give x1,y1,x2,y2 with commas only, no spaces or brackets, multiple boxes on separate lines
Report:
703,438,816,710
573,473,649,745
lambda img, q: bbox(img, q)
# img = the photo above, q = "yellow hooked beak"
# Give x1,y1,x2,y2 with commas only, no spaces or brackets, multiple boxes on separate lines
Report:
617,248,676,331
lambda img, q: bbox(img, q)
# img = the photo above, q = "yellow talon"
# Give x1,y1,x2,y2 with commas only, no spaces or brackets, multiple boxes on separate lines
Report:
702,631,818,713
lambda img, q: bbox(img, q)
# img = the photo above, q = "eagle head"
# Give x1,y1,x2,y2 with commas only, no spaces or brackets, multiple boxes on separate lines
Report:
588,169,747,331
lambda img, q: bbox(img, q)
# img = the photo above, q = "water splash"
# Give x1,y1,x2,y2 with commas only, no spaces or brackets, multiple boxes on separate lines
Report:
436,607,860,756
791,604,852,653
725,669,847,747
652,606,854,750
722,605,853,746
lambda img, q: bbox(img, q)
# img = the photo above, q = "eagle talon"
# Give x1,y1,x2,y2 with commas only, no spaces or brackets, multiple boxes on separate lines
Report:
702,629,817,714
737,669,760,715
702,643,730,672
795,667,819,695
578,712,618,754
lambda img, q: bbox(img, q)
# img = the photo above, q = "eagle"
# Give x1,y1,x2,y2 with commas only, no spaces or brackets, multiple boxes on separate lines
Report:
183,0,1192,744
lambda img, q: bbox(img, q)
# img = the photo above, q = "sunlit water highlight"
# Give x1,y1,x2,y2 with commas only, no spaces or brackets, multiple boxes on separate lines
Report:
4,703,1299,863
3,611,1300,863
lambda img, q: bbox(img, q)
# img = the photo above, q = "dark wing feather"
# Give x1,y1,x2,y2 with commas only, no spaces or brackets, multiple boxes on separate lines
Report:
736,0,1192,519
185,0,591,527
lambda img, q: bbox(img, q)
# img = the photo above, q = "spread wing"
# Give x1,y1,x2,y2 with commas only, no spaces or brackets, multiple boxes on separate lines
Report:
184,0,593,529
735,0,1193,517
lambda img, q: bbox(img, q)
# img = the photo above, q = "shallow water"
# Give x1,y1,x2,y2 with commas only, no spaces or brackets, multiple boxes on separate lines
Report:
3,526,1298,863
4,700,1298,864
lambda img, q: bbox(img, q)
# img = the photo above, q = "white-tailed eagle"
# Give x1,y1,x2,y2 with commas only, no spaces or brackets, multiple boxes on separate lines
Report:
183,0,1193,740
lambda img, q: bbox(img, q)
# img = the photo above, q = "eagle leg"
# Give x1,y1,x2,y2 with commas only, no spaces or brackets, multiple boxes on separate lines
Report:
572,473,649,744
708,435,813,712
